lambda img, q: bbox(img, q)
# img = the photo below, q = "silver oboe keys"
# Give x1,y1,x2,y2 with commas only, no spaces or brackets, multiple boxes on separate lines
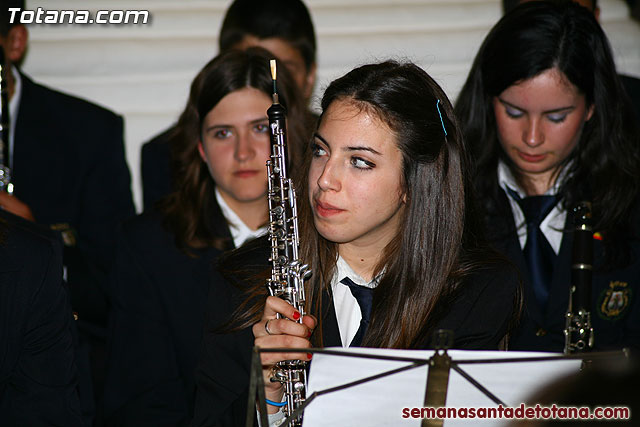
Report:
265,59,311,426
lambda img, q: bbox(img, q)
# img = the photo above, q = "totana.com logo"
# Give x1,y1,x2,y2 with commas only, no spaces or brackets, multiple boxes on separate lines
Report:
7,7,150,25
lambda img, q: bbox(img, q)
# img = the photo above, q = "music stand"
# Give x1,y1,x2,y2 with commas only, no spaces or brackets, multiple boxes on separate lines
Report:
246,335,628,427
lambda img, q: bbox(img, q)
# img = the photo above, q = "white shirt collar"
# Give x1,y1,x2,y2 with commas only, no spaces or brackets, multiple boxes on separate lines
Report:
497,160,567,254
333,255,382,289
215,187,267,248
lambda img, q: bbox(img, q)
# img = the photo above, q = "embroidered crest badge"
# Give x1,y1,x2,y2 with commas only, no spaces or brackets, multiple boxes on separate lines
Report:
598,281,632,320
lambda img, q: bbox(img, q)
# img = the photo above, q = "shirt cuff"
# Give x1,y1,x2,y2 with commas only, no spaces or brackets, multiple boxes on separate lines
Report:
268,409,286,426
256,406,286,427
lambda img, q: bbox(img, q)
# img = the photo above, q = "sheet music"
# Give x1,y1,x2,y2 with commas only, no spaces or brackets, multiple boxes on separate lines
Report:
303,347,581,426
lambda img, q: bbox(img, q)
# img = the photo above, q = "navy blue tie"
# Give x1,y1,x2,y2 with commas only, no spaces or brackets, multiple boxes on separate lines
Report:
340,277,373,347
507,188,558,308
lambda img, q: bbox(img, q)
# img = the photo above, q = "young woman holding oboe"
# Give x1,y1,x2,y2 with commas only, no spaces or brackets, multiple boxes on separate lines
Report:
193,60,521,426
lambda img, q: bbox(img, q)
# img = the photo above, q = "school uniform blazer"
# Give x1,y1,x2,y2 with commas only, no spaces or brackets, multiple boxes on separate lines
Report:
485,189,640,352
0,211,83,426
12,71,136,325
191,236,520,427
141,127,174,211
103,209,231,427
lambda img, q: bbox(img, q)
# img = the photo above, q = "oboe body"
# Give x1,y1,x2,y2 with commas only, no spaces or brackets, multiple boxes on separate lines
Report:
266,59,311,426
0,46,13,194
564,201,594,353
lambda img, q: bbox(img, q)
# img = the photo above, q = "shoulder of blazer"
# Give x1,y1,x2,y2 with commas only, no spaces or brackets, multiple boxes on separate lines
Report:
0,210,61,276
142,126,175,155
119,210,194,263
18,70,122,126
217,234,270,279
120,209,226,268
121,210,169,245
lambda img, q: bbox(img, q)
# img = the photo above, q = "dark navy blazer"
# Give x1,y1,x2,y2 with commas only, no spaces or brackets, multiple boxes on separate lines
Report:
0,210,83,426
486,189,640,352
11,72,136,423
12,71,136,324
104,210,230,426
140,127,174,211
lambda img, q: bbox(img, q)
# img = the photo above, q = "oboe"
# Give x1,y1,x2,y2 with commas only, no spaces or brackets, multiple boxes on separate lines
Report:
266,59,311,426
0,46,13,194
564,201,594,353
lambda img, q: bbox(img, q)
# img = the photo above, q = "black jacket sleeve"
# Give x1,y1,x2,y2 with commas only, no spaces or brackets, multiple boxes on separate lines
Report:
428,263,522,350
104,224,189,426
0,213,83,426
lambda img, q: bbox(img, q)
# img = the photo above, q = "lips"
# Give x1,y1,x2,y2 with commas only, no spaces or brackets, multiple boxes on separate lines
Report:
517,151,547,163
314,199,345,217
233,170,260,178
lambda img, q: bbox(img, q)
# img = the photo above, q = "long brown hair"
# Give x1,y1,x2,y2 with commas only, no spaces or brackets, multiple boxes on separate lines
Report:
302,61,493,348
158,47,309,253
229,61,505,348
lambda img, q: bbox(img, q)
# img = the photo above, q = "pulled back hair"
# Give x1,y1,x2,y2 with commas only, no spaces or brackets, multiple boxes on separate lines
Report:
219,0,316,71
158,47,309,252
229,61,507,348
455,1,640,266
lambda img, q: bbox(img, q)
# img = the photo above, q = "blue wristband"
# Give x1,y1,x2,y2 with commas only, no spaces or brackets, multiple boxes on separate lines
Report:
265,398,287,407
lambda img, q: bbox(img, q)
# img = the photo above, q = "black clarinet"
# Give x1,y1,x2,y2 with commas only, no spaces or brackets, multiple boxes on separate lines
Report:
0,46,13,194
564,201,594,353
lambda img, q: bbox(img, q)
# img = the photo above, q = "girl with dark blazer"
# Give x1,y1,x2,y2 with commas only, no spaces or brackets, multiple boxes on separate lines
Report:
455,1,640,352
103,48,309,426
193,60,521,426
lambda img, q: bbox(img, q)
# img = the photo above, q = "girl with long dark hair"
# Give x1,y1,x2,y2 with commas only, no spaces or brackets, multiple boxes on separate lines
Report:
193,60,520,425
103,47,309,425
455,1,640,352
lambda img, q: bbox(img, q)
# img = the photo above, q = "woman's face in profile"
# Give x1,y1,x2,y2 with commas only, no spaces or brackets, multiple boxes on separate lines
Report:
198,87,272,211
308,99,406,250
492,67,594,193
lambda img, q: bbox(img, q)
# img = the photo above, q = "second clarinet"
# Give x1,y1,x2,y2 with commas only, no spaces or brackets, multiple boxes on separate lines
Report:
266,59,311,427
564,201,595,353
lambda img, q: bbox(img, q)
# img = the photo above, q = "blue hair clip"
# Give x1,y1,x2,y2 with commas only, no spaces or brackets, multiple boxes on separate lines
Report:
436,99,448,137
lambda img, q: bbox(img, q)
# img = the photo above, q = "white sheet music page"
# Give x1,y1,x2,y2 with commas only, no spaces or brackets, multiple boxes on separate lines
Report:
303,348,581,426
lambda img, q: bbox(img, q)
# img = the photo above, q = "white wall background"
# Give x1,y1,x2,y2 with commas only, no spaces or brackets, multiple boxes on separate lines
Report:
21,0,640,211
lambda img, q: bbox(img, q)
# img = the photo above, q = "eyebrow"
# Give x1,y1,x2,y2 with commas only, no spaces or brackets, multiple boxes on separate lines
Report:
497,97,575,114
204,117,268,132
313,132,382,156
